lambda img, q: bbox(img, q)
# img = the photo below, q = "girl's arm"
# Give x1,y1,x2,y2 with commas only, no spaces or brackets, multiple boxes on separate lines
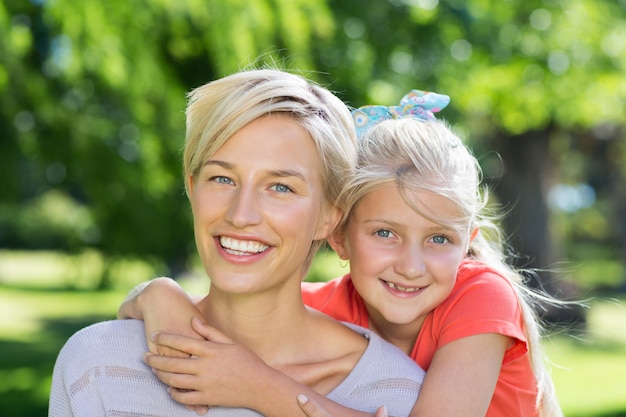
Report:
409,333,509,417
118,279,379,416
298,333,509,417
118,277,204,357
146,317,375,417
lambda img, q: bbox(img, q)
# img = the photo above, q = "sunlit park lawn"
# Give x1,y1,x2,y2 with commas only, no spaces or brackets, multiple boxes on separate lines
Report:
1,250,625,417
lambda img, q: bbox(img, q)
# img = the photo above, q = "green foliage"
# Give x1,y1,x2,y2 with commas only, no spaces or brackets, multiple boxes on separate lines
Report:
546,297,626,416
0,0,336,281
0,190,95,249
305,248,349,282
1,0,625,292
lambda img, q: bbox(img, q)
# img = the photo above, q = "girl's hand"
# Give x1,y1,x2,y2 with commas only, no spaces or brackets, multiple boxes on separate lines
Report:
119,277,203,357
145,316,273,410
149,318,380,417
297,395,388,417
120,279,209,415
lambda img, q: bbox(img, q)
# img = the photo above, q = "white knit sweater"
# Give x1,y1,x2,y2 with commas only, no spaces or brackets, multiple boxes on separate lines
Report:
49,320,423,417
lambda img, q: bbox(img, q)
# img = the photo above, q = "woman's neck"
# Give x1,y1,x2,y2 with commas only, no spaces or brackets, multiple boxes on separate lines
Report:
198,288,369,395
197,287,311,365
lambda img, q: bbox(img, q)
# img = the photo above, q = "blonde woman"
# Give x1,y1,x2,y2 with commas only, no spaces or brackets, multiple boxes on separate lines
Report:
48,70,425,417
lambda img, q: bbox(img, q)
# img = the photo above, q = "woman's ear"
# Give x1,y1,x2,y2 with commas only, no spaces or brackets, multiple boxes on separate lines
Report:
328,227,348,260
187,175,195,196
314,206,341,241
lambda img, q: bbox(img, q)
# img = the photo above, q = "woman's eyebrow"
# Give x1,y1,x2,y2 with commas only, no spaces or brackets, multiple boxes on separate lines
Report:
203,159,232,169
269,169,307,182
203,161,307,182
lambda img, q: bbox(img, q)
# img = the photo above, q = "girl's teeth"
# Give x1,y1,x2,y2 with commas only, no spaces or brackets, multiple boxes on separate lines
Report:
385,280,420,293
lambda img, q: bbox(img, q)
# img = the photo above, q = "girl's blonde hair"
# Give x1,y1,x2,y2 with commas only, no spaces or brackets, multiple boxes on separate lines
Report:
338,118,562,417
184,68,358,262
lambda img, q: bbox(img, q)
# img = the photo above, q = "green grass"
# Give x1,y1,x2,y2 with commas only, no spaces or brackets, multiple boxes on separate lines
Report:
0,286,123,416
0,250,625,416
545,297,626,417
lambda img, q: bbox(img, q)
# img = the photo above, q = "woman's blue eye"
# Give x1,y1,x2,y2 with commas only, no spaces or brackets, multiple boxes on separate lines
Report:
212,176,233,185
376,230,392,238
271,183,292,193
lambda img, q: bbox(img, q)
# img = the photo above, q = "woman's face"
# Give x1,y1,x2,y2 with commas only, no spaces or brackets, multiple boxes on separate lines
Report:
332,185,469,333
188,114,336,296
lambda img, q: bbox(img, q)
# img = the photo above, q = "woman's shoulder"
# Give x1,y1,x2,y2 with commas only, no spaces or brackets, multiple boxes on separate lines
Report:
50,320,202,417
329,322,425,415
54,320,147,371
341,322,424,379
64,319,145,345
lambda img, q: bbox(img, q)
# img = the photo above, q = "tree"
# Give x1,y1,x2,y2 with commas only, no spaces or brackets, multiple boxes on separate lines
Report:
318,0,626,321
0,0,336,286
2,0,624,305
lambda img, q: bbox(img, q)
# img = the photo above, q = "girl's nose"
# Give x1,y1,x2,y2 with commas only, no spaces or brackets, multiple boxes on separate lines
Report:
394,243,426,279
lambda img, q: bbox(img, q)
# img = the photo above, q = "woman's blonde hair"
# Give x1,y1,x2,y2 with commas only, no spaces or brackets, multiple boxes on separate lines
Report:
183,68,358,261
338,118,563,417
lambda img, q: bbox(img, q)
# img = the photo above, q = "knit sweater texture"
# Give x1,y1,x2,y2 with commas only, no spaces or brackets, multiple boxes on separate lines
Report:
49,319,424,416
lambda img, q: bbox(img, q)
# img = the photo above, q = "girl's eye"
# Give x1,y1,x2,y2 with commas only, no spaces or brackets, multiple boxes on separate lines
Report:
270,183,293,193
431,235,449,244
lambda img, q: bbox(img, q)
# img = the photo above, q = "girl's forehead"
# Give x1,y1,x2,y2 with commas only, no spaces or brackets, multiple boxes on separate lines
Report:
353,185,467,226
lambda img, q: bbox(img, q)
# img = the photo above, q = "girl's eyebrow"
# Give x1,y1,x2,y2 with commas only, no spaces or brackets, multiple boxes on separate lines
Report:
364,218,396,225
203,160,307,182
424,224,461,236
364,218,459,234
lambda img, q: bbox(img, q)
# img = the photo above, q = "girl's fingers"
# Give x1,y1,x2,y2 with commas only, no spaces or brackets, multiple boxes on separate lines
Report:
152,367,197,390
168,386,212,407
151,331,205,356
375,406,389,417
144,352,200,375
296,394,335,417
190,317,234,344
193,405,210,416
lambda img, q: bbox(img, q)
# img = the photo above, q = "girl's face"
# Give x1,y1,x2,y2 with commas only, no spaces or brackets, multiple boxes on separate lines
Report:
189,114,336,297
331,184,470,334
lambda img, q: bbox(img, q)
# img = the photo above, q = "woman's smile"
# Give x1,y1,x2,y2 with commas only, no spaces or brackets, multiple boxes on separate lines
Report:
219,236,270,256
189,113,332,294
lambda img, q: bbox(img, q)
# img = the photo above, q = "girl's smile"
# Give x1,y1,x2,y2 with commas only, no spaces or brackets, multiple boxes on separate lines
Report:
380,279,426,295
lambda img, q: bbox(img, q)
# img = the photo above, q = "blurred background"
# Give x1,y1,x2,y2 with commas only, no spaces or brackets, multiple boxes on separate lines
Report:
1,0,625,415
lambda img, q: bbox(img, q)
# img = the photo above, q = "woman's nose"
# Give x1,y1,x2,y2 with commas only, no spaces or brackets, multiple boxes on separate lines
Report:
225,186,263,227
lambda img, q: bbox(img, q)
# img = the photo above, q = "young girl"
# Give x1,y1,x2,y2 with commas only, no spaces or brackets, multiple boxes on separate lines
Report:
120,94,563,417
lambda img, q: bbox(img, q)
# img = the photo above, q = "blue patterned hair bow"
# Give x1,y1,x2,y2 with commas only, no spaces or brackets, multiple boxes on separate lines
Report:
352,90,450,140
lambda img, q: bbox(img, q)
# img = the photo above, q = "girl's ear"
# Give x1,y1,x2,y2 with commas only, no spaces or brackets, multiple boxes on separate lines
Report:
470,227,479,243
328,227,348,260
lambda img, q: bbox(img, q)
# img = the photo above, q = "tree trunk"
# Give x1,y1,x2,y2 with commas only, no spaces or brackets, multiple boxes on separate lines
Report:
493,128,586,326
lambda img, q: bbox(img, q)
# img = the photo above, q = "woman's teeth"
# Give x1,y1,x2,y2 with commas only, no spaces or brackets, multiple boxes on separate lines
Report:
220,236,269,255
